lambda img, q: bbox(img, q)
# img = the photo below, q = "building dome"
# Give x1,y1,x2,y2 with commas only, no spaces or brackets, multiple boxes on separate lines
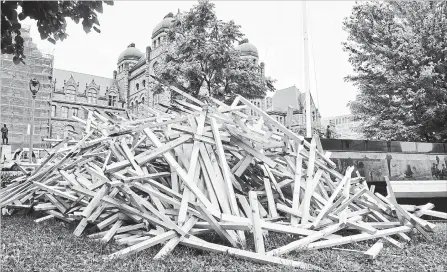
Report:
152,16,174,39
118,43,143,63
237,39,258,58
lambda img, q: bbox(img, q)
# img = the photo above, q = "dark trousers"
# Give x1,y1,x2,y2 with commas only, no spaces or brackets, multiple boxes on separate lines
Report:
2,134,8,145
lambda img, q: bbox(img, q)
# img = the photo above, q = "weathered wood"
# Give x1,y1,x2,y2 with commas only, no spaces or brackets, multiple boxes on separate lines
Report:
249,191,265,254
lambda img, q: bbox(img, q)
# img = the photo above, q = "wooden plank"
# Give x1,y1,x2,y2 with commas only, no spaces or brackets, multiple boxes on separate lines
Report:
101,220,124,243
195,204,239,248
236,194,252,220
346,221,378,234
417,209,447,220
268,223,344,256
307,226,412,250
81,185,109,218
108,230,179,259
180,236,322,271
262,165,278,218
237,95,335,168
179,112,206,225
143,128,216,215
300,139,317,225
210,118,240,220
312,166,354,228
365,240,383,260
248,191,265,254
153,216,198,259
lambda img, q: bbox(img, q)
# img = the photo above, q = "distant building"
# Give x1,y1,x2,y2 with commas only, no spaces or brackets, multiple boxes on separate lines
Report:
322,114,362,139
268,85,322,136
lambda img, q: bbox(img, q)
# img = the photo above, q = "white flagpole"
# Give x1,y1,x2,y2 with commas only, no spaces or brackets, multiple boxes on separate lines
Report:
303,0,312,138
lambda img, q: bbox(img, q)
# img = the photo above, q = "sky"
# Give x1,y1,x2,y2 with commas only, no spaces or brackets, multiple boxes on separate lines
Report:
24,1,358,118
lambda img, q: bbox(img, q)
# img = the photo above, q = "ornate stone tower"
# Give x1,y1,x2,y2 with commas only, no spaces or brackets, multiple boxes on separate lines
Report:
116,43,143,107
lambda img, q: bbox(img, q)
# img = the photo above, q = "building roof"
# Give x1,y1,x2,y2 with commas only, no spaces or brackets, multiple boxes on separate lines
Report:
152,17,174,39
129,55,147,73
52,69,114,97
236,40,259,58
118,43,143,63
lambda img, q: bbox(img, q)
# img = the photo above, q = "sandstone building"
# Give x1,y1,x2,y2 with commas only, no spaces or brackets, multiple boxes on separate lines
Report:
2,14,322,150
0,26,54,150
50,69,126,139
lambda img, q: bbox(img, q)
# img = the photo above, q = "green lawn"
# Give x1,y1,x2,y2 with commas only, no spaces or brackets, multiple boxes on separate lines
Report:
1,212,446,271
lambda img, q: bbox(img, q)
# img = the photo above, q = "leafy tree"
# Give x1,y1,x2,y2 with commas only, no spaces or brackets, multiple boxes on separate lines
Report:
152,0,275,102
343,1,447,142
1,1,113,64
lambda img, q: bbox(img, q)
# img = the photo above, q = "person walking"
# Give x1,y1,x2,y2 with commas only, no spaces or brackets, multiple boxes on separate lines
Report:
325,125,331,139
1,124,8,145
432,163,439,180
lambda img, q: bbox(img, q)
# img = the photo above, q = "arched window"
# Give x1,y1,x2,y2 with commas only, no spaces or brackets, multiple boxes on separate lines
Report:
141,97,145,106
136,83,139,91
87,89,97,104
63,125,75,138
136,100,140,113
142,80,146,87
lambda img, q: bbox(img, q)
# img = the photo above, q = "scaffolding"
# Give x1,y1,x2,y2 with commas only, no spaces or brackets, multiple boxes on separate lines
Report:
0,26,54,151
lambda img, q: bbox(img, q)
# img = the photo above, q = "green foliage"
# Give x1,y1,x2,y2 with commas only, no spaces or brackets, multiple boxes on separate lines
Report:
343,1,447,141
1,1,113,64
152,0,275,102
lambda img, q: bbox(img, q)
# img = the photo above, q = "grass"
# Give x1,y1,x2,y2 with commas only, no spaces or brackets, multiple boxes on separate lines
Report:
1,211,446,272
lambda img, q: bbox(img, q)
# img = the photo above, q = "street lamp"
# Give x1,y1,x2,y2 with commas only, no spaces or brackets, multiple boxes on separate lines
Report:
29,78,40,164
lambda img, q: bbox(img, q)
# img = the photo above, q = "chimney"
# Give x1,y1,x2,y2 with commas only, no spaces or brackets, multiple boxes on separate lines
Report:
146,46,152,60
113,70,117,79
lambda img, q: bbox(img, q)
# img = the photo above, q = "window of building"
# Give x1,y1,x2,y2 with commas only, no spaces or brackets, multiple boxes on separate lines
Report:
136,83,139,91
51,105,56,117
108,94,117,107
72,108,78,117
64,125,74,138
61,106,68,118
141,97,145,107
87,89,97,104
130,102,134,114
66,88,76,100
142,80,146,87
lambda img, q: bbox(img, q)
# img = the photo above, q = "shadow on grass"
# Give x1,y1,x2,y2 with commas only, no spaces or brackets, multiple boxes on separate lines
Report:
1,211,446,271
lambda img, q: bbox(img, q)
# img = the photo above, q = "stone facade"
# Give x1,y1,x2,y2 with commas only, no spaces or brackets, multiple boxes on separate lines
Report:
50,69,126,139
0,26,54,150
2,14,323,149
